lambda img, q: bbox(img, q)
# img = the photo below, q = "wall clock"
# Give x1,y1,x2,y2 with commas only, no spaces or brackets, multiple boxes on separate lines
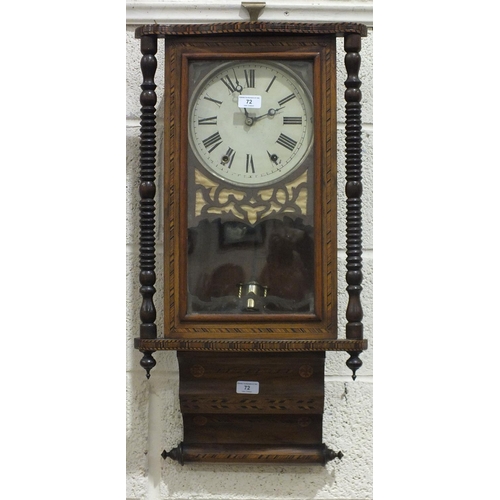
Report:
134,5,367,466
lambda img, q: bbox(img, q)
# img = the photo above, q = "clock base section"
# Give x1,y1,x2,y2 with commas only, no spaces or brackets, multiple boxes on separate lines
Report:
163,351,342,465
162,443,342,465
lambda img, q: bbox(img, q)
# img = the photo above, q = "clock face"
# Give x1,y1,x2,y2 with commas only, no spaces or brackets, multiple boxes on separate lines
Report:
189,60,314,187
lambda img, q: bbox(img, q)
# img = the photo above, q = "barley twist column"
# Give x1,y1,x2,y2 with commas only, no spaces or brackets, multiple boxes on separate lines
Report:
344,33,364,380
138,34,158,378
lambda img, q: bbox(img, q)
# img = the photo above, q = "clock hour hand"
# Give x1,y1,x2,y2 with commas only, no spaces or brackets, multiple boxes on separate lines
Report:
244,107,255,126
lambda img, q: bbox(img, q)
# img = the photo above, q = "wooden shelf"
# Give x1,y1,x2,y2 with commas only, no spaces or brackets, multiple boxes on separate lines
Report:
135,337,367,352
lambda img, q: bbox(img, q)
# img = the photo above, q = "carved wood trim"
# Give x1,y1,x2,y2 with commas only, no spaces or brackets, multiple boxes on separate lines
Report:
134,338,367,352
162,443,342,464
135,22,368,38
194,168,309,225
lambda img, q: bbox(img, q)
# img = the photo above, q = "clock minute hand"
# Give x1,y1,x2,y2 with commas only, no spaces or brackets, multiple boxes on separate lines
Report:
233,69,243,93
253,107,285,122
243,106,285,127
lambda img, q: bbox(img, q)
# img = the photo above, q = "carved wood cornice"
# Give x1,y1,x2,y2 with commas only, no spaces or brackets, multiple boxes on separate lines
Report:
135,22,368,38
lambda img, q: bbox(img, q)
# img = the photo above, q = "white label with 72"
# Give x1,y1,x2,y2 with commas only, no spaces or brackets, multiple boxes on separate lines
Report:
236,381,260,394
238,95,262,109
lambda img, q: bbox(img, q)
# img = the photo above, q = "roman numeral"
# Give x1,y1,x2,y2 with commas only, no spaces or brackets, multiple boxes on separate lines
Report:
202,132,223,153
221,75,237,93
278,93,296,106
198,116,218,125
224,147,236,169
244,69,255,88
283,117,303,125
265,76,276,93
204,95,222,106
276,133,297,151
246,154,255,173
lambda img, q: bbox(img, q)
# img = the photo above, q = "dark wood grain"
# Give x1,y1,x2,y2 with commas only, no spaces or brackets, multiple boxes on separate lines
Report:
138,34,158,340
135,337,367,352
178,352,324,414
183,415,323,445
163,443,342,465
163,36,338,340
343,33,364,379
135,22,368,39
164,352,343,464
134,22,368,464
344,33,364,341
138,34,159,377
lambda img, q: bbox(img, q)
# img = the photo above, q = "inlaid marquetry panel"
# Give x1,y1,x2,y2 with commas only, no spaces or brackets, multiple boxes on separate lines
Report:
177,352,325,448
178,353,324,401
180,396,322,413
183,414,322,444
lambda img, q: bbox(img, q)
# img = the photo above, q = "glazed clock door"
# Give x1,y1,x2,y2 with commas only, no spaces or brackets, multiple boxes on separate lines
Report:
184,58,318,322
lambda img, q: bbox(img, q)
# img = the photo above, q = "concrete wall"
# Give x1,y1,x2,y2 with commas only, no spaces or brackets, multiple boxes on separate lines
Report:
126,2,373,499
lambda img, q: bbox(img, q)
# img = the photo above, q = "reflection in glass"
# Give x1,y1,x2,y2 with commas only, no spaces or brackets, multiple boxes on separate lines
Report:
187,217,314,314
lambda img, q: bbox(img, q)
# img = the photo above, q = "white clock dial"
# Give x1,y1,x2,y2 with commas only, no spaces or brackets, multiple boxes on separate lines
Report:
189,60,313,187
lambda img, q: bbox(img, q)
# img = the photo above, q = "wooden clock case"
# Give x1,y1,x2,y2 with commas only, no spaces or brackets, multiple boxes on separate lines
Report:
134,20,367,466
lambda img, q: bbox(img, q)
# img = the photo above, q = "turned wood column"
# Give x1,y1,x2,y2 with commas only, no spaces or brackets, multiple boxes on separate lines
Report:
138,34,158,377
344,33,364,379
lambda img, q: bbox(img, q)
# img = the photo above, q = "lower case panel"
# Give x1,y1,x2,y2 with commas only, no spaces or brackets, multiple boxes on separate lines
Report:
183,414,322,444
163,351,343,465
163,443,341,465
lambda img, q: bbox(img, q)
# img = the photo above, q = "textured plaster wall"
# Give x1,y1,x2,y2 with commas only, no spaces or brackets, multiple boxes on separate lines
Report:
126,2,373,499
